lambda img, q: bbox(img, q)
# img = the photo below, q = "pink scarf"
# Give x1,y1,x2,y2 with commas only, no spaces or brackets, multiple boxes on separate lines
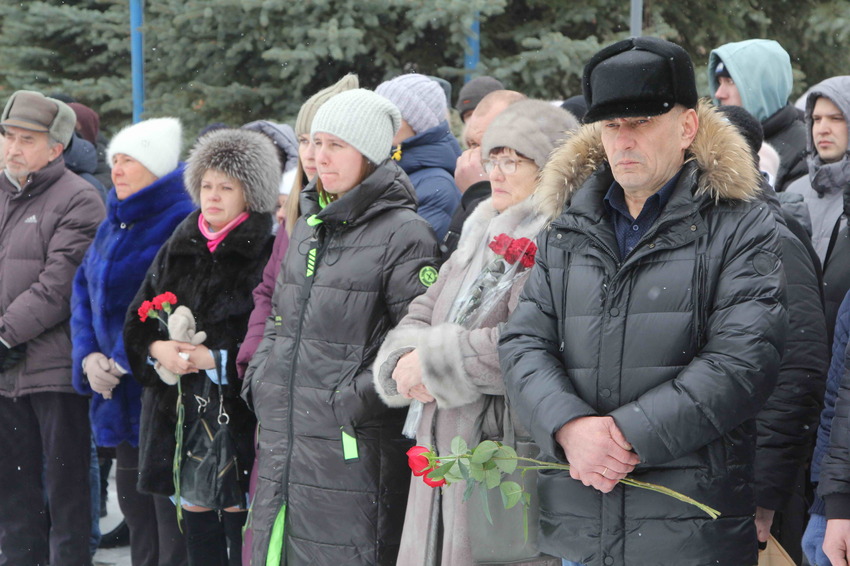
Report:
197,211,250,253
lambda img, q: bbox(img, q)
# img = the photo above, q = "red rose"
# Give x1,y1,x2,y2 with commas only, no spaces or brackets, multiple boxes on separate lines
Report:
488,234,513,255
407,446,432,477
422,472,447,488
152,292,177,310
138,300,154,322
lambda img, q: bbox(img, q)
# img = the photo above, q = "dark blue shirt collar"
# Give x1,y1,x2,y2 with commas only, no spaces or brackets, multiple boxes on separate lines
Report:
603,169,681,222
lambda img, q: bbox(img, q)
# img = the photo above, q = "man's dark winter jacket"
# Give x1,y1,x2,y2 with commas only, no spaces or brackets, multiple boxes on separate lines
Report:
71,166,195,448
818,292,850,519
395,120,461,240
123,210,273,497
763,104,808,191
755,186,828,511
499,103,787,566
440,180,490,260
0,157,105,397
811,291,850,516
243,160,440,566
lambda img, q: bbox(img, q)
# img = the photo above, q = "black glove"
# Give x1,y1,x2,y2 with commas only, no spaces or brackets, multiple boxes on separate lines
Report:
0,343,26,372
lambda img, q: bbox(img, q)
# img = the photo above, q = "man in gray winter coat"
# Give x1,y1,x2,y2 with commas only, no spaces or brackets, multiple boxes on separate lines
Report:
0,90,105,565
499,37,787,566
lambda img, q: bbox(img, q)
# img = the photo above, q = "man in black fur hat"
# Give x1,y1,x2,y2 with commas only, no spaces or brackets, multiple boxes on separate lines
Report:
499,37,788,566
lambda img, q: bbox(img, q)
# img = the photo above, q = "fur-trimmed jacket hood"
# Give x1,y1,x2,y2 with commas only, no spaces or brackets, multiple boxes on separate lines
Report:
536,100,762,217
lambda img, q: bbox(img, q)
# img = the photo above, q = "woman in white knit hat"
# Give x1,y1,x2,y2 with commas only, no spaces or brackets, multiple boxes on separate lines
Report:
71,117,194,566
243,88,440,566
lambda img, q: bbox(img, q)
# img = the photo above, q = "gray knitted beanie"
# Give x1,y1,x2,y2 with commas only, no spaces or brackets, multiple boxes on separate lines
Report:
481,100,579,168
311,89,401,164
295,74,359,137
376,74,446,134
184,128,281,213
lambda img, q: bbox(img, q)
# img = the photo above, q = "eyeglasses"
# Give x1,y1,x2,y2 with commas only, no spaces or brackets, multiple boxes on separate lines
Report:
482,156,531,175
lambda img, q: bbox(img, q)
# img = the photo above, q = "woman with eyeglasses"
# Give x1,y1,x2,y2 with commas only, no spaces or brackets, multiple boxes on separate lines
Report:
372,99,578,565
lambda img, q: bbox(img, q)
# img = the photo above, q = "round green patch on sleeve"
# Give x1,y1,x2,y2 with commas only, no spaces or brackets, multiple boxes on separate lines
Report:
419,265,438,287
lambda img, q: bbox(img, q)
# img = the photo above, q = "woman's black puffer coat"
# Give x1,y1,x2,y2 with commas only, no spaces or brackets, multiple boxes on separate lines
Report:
244,160,440,566
499,103,788,566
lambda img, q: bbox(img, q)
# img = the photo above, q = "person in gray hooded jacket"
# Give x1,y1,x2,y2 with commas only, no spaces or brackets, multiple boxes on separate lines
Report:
786,77,850,340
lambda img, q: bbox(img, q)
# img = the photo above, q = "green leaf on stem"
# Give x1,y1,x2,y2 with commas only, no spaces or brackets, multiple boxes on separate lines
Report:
429,460,455,480
458,459,470,481
494,446,518,474
471,440,499,464
469,461,485,482
500,481,523,509
479,485,493,525
485,467,502,489
463,477,476,502
451,436,468,455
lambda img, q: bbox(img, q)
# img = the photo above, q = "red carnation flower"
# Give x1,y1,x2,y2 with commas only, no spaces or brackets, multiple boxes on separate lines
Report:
138,300,154,322
504,240,524,264
152,292,177,310
488,234,513,255
407,446,432,477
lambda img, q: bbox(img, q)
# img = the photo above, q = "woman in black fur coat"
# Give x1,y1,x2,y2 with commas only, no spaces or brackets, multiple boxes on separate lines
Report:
124,128,279,565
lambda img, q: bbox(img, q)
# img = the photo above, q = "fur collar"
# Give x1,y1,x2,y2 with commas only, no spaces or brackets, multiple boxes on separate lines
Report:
536,100,761,216
452,190,560,267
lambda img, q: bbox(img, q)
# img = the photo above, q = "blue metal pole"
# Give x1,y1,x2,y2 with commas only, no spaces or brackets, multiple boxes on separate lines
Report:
464,11,480,83
130,0,144,123
630,0,643,37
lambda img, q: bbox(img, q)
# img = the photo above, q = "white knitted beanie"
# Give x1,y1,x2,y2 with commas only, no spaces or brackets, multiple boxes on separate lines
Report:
376,73,446,134
311,89,401,164
107,117,182,178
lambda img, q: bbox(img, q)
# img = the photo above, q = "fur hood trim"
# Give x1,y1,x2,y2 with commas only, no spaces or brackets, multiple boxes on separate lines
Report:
184,128,281,213
536,100,761,215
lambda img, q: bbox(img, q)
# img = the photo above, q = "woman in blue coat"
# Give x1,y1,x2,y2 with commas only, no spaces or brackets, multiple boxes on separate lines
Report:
71,117,195,566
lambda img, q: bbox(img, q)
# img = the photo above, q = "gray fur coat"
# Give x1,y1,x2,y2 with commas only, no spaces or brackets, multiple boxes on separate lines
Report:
373,193,561,566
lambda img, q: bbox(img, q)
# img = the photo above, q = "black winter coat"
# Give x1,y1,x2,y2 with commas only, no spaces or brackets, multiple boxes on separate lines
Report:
243,160,440,566
764,104,808,192
499,103,788,566
124,210,273,497
755,188,828,511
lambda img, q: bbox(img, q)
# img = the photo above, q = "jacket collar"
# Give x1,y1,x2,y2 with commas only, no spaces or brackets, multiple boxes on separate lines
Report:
169,209,272,259
0,157,67,199
109,164,193,225
300,159,417,228
536,99,762,223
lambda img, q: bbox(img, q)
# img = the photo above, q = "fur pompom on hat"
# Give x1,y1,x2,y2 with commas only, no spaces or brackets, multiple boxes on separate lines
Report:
311,89,401,165
295,74,359,137
108,117,182,178
184,128,281,214
481,99,579,168
376,73,447,134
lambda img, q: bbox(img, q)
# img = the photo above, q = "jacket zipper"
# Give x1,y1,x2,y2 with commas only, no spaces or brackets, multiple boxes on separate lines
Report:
280,229,330,511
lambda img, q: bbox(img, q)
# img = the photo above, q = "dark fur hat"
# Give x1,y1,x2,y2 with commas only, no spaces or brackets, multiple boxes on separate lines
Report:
184,128,281,213
583,36,697,123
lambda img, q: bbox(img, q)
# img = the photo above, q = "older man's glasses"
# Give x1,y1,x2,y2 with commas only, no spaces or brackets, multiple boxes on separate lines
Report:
482,156,531,175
